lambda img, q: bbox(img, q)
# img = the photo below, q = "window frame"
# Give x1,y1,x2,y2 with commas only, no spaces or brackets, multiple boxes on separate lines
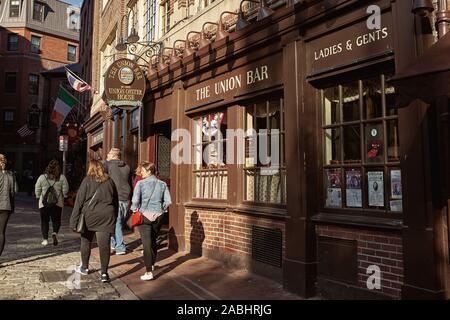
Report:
9,0,20,18
319,72,402,218
30,35,41,54
4,72,17,94
243,97,287,207
32,1,45,22
28,74,40,95
2,110,15,131
67,44,77,62
192,110,228,201
7,33,19,51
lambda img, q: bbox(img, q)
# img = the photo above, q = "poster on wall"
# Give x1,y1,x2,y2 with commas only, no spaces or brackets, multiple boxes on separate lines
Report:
326,169,342,208
346,169,362,208
368,171,384,207
390,170,402,199
390,200,403,212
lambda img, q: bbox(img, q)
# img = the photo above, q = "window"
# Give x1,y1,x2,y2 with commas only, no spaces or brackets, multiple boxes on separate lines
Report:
162,1,170,34
5,73,17,93
7,34,19,51
193,112,228,199
3,111,14,130
9,0,20,18
244,98,286,205
68,44,77,62
144,0,157,41
321,73,401,212
31,35,41,53
28,74,39,95
33,1,44,21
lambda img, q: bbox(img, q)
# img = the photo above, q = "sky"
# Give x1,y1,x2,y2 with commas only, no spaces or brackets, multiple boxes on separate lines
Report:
64,0,83,7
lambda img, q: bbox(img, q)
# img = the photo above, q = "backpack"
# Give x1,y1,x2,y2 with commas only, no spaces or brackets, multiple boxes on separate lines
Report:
43,176,59,208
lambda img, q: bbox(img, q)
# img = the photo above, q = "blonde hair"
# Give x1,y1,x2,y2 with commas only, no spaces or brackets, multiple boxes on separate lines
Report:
0,154,6,171
86,160,109,183
107,148,121,161
140,161,157,175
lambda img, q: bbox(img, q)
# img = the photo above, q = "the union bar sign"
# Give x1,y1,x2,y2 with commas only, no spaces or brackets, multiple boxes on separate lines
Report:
104,58,146,110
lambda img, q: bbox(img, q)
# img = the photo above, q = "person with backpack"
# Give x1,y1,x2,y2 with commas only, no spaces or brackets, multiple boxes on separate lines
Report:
0,154,18,256
70,159,118,283
35,160,69,246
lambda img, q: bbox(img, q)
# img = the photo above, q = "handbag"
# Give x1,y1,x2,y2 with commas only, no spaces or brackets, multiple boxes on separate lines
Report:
74,189,98,233
127,180,158,228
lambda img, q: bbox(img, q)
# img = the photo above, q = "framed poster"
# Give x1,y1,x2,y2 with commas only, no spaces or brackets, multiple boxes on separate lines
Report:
325,169,342,208
346,169,362,208
390,170,402,199
390,200,403,212
368,171,384,207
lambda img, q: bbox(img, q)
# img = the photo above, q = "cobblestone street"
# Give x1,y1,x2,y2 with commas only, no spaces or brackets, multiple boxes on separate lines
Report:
0,194,131,300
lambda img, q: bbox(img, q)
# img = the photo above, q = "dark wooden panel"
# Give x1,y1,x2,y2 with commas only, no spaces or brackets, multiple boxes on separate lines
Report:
317,236,358,285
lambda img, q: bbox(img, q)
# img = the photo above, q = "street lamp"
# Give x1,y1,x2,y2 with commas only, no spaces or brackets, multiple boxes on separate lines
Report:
236,0,274,31
215,11,240,42
185,31,203,56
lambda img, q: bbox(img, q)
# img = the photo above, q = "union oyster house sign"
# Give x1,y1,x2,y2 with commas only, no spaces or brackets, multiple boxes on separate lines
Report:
104,58,146,111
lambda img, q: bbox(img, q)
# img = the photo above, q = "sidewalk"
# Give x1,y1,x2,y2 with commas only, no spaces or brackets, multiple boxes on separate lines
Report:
93,230,302,300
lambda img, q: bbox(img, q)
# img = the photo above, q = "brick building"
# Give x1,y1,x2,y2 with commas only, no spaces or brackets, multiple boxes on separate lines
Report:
0,0,80,186
82,0,450,299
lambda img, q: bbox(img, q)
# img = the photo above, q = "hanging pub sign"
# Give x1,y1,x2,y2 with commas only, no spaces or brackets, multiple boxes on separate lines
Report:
104,58,146,111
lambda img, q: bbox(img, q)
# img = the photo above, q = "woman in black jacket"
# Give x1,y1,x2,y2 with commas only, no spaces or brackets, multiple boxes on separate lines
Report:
70,159,118,283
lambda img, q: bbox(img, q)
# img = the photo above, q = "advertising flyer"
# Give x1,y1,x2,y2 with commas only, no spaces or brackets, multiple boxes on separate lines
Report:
390,170,402,199
390,200,403,212
326,169,342,208
368,171,384,207
346,169,362,208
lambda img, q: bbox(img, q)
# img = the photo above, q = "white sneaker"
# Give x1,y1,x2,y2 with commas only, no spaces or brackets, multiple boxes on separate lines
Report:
140,272,154,281
74,265,89,276
41,240,48,246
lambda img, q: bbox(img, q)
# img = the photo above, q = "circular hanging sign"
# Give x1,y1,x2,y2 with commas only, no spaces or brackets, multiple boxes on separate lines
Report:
104,58,146,110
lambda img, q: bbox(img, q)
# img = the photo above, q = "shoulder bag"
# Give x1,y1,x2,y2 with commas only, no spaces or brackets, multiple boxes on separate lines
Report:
127,180,157,229
74,188,98,233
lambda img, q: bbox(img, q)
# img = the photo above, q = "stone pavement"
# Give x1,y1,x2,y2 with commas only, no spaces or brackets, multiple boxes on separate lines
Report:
93,230,302,300
0,194,132,300
1,194,302,300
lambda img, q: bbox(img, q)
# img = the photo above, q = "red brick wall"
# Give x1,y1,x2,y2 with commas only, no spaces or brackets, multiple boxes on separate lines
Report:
316,225,404,298
185,209,286,265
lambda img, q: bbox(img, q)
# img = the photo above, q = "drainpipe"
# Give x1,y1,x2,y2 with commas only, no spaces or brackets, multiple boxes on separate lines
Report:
436,0,450,37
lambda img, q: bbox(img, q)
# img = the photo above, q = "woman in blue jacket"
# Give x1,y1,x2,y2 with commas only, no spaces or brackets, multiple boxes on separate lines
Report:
131,162,171,281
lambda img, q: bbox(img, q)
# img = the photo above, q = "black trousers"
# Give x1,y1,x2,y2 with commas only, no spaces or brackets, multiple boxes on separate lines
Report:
138,214,164,272
80,230,111,275
0,211,11,256
40,206,62,239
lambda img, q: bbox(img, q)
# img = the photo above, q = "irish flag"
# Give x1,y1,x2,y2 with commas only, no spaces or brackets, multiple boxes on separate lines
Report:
51,86,77,126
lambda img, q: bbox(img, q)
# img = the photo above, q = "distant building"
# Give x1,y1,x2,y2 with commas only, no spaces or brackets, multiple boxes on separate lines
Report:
0,0,80,188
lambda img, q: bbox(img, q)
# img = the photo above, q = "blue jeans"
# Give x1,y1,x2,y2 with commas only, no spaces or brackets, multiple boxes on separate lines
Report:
111,201,129,252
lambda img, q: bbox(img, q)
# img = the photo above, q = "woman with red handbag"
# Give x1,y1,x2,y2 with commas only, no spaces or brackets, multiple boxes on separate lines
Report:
130,162,171,281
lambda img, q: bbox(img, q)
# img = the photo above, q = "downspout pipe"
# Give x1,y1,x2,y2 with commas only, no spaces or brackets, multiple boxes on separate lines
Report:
436,0,450,37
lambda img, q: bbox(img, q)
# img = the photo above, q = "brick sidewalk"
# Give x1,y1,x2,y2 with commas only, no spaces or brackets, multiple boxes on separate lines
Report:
93,229,302,300
0,194,130,300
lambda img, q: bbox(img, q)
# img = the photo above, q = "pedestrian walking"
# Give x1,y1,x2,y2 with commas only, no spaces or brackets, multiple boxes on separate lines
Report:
35,160,69,246
104,148,131,255
133,163,143,189
0,154,18,256
70,160,118,283
131,162,171,281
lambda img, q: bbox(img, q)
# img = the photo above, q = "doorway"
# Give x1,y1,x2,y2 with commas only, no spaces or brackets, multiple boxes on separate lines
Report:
151,121,171,244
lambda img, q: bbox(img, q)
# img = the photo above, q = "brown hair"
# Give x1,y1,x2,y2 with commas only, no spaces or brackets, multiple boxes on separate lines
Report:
45,160,61,180
0,154,6,171
135,163,143,176
140,161,157,175
86,160,109,183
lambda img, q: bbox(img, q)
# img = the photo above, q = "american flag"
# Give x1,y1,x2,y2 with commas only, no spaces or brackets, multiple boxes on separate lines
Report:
66,68,93,93
17,124,34,138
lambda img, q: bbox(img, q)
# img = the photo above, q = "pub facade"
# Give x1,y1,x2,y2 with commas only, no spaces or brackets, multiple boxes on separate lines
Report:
86,0,450,299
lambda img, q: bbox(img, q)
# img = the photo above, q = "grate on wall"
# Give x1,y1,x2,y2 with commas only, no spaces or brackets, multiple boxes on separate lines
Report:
251,226,282,268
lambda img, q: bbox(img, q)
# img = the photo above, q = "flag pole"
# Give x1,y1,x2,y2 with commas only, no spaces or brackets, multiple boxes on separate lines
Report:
65,67,96,94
